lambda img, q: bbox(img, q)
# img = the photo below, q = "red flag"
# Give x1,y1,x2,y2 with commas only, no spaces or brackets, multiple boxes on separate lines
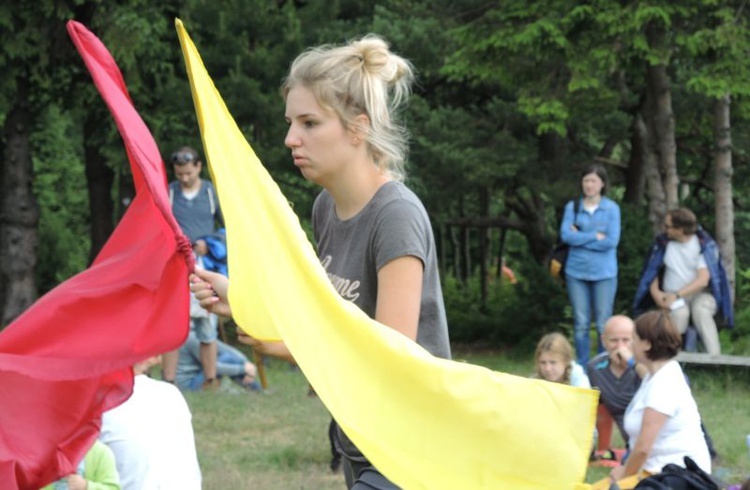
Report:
0,21,193,489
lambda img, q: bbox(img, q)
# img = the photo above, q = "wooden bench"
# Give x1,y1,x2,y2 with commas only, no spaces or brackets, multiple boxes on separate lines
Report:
676,351,750,367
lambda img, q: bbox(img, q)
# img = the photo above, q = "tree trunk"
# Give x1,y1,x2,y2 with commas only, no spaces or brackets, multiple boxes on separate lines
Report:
644,147,666,235
642,67,668,234
439,223,447,279
84,113,115,264
445,213,551,265
462,225,471,283
647,63,678,211
0,76,39,325
640,23,678,235
713,94,735,302
479,186,489,305
507,191,552,264
450,225,462,281
496,227,507,282
623,114,648,205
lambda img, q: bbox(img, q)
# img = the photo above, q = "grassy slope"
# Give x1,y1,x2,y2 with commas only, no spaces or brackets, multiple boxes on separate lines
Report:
185,346,750,489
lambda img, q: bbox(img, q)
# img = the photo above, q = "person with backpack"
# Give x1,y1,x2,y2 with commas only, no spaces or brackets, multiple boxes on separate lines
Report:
633,208,733,355
592,311,711,490
162,146,225,389
560,163,621,366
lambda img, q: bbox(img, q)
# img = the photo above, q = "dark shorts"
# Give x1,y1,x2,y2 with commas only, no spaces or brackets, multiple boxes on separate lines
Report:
335,423,400,490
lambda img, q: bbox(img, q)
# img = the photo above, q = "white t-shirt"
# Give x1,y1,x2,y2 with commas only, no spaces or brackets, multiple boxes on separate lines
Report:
663,235,707,293
569,362,591,388
100,375,202,490
623,360,711,474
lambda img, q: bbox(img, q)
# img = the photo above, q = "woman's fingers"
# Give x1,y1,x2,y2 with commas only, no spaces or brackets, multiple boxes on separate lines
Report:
191,269,229,300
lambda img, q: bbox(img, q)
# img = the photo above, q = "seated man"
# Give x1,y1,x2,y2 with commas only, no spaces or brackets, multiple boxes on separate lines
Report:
633,208,733,355
587,315,647,453
100,356,202,490
175,331,261,392
588,315,717,461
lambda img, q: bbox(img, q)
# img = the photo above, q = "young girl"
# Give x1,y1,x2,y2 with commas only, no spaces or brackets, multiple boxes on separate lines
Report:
534,332,591,388
534,332,597,457
191,34,450,489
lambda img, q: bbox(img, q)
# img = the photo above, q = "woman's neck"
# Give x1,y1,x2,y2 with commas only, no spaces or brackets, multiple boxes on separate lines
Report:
326,164,391,220
583,195,601,205
644,358,670,376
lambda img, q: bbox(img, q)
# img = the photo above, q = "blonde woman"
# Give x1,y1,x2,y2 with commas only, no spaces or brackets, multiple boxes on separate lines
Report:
192,35,450,489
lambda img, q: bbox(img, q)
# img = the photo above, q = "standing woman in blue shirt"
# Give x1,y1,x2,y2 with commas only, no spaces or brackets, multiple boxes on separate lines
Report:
560,164,621,366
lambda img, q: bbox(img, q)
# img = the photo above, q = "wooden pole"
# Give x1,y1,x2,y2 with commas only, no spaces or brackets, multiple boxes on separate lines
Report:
252,347,268,390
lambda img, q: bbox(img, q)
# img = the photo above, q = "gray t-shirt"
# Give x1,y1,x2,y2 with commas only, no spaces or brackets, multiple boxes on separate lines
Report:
169,179,223,242
312,181,451,360
586,352,641,440
315,181,451,473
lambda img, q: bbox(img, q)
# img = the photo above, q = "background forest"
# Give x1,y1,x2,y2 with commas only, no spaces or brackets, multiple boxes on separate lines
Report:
2,0,750,353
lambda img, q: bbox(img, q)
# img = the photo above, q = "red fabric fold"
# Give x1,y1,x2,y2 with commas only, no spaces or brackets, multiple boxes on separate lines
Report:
0,20,192,489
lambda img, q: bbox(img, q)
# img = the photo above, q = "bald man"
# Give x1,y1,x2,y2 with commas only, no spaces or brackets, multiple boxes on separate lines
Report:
586,315,646,444
587,315,716,458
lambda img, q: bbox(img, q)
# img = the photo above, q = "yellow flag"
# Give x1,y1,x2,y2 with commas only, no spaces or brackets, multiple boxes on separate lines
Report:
175,19,596,489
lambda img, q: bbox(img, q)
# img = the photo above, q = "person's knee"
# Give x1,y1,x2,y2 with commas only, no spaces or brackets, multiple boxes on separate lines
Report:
691,293,717,318
669,309,690,334
350,467,400,490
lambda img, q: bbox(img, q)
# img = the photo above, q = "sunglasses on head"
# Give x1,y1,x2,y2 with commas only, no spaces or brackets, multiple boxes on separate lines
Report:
171,151,197,165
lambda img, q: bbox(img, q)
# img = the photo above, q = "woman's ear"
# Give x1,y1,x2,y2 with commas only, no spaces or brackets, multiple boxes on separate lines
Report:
642,339,652,356
349,114,370,145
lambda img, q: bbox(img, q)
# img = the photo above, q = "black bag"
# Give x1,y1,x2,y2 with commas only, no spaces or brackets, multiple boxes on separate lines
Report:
633,456,723,490
549,198,580,281
549,242,570,280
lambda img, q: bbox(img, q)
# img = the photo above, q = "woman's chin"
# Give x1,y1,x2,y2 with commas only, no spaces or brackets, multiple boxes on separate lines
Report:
299,168,326,186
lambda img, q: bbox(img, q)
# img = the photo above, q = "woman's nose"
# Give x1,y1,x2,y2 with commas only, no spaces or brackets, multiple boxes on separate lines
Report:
285,127,300,148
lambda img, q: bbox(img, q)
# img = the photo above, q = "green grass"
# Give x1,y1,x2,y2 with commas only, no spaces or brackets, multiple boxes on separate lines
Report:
183,344,750,489
185,360,342,489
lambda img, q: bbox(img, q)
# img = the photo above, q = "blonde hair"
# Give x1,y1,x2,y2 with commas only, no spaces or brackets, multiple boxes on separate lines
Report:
281,34,414,181
534,332,574,384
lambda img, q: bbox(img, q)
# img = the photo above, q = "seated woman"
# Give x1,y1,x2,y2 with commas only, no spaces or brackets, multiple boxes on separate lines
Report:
593,311,711,489
534,332,591,388
175,331,260,392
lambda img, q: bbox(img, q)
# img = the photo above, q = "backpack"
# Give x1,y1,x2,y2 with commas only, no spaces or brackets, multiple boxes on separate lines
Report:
548,198,580,282
633,456,723,490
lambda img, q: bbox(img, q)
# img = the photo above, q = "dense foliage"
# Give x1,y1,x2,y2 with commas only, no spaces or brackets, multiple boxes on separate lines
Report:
1,0,749,350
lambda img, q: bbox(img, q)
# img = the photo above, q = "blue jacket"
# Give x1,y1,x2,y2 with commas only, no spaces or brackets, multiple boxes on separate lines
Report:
200,230,228,277
560,196,620,281
632,228,734,328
